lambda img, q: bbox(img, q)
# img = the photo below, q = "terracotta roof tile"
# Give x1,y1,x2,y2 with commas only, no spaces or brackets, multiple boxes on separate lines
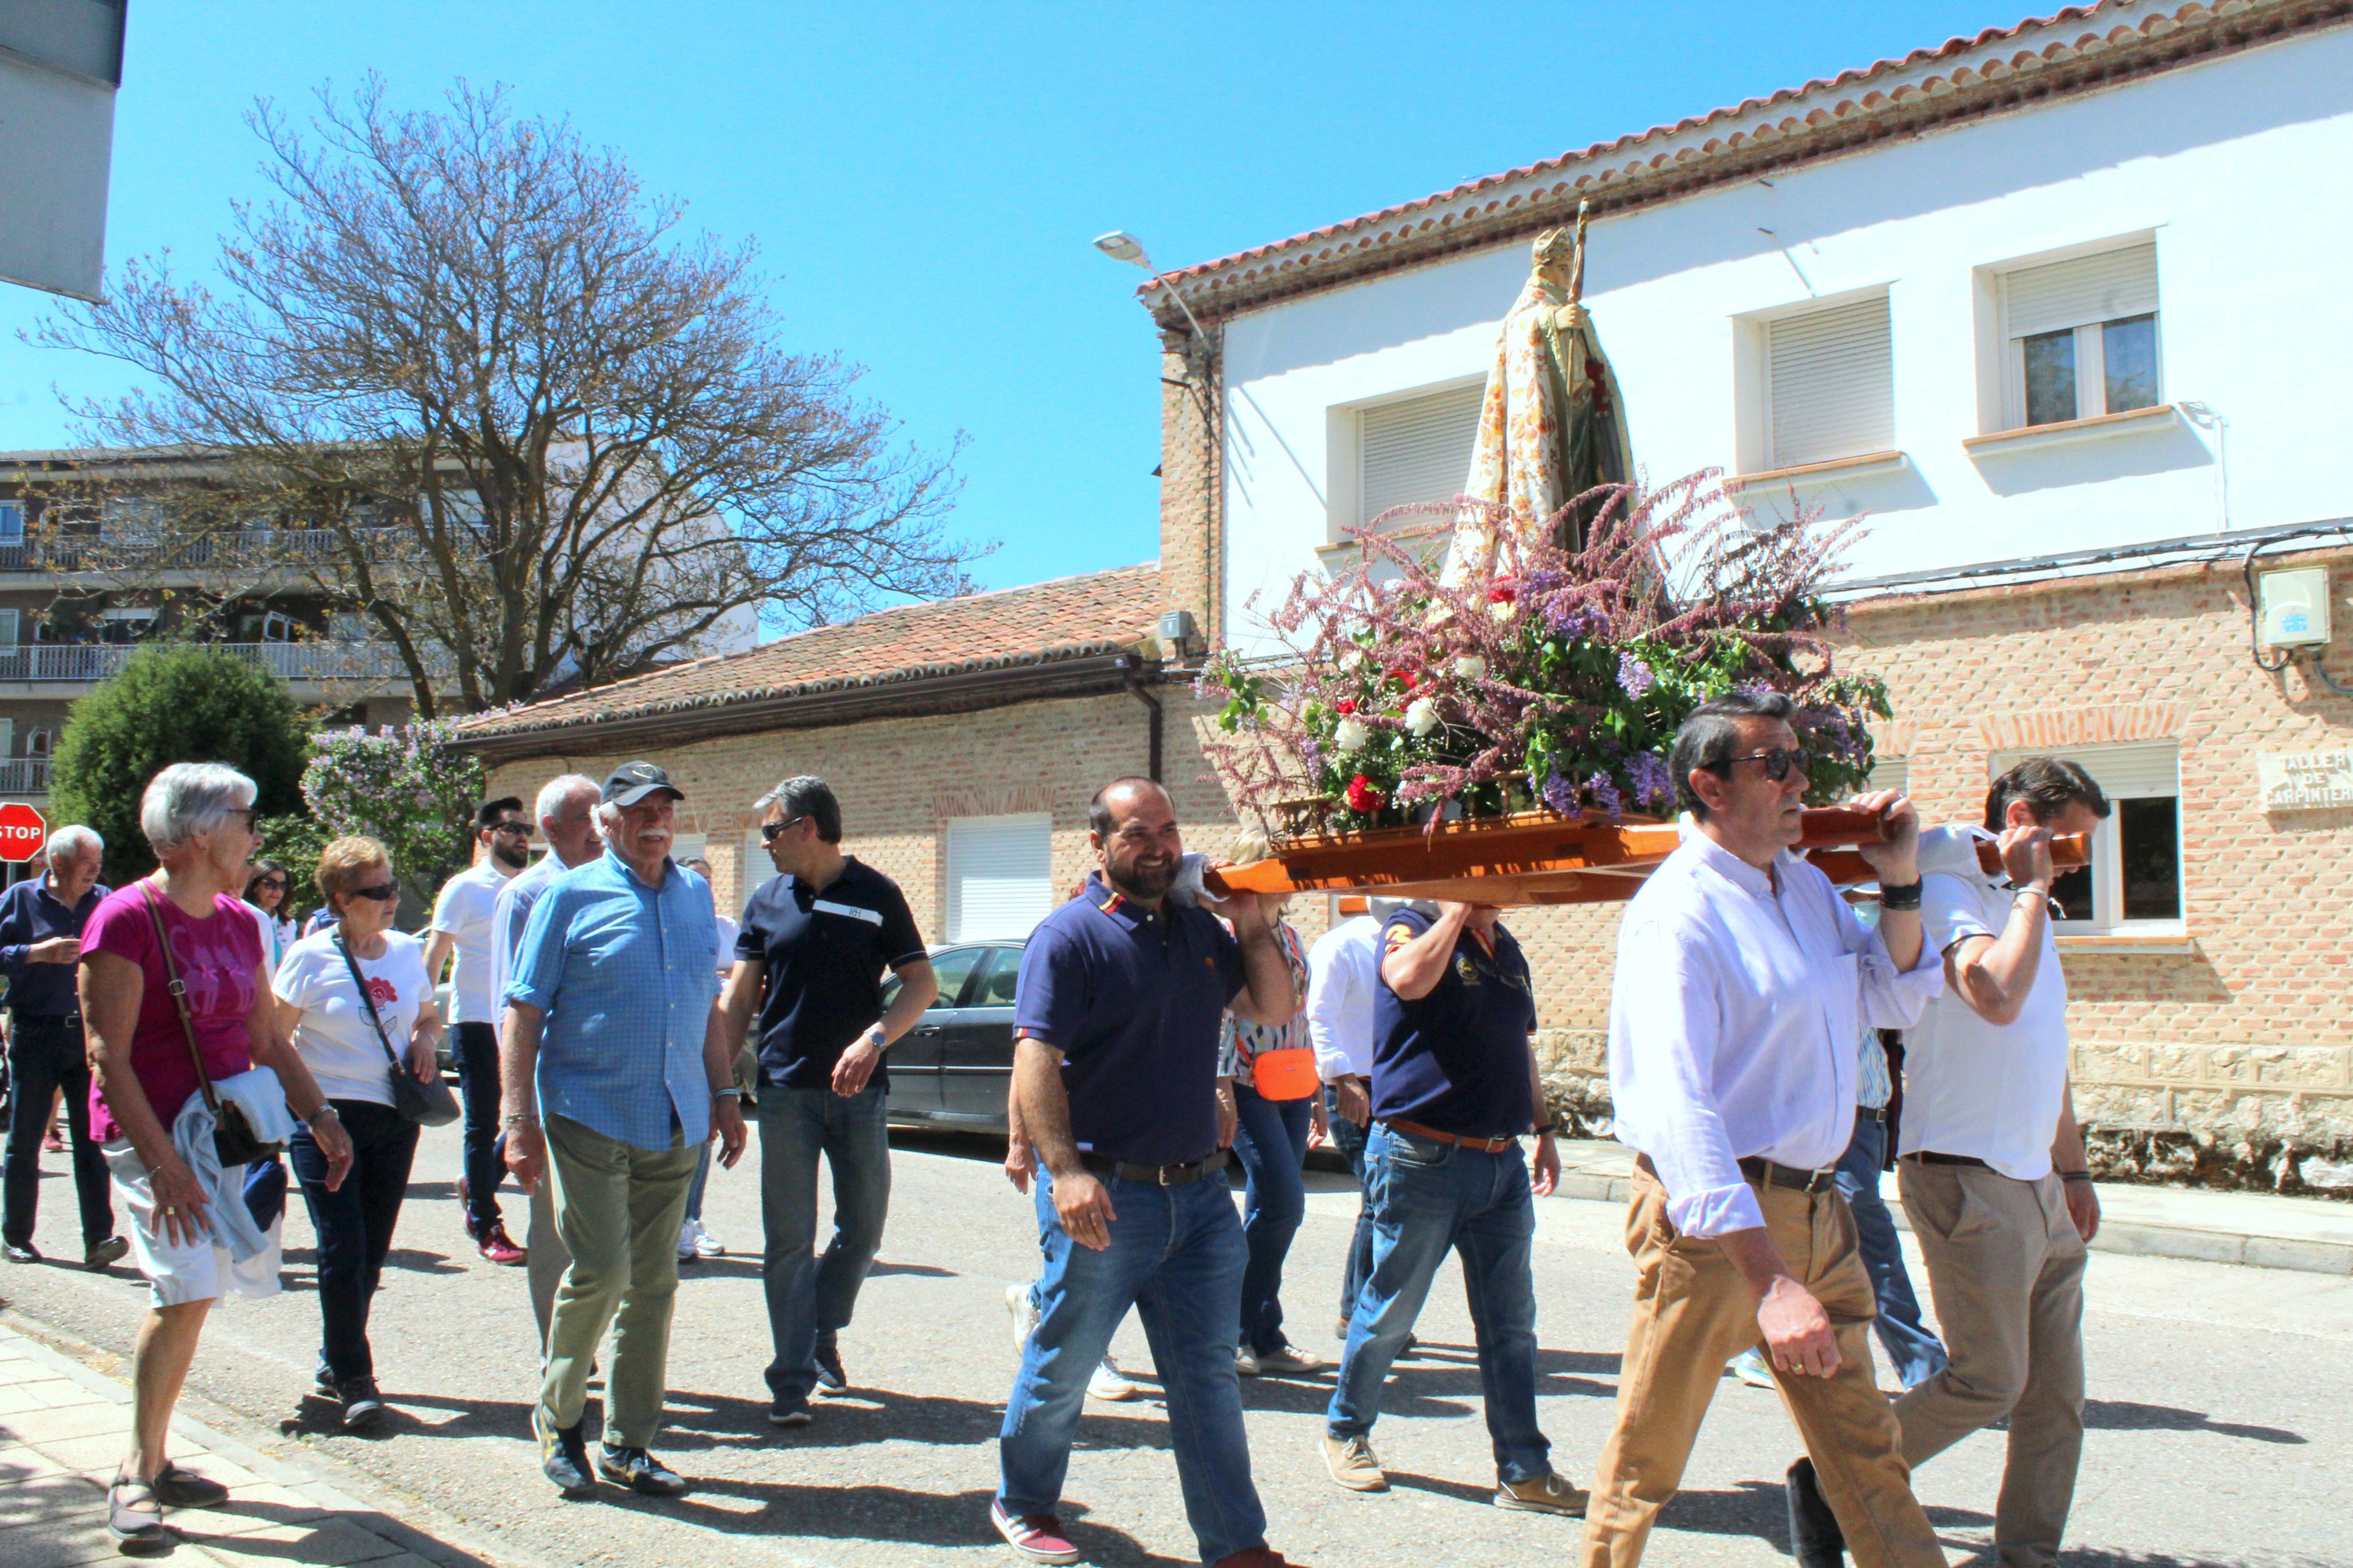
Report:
456,563,1163,742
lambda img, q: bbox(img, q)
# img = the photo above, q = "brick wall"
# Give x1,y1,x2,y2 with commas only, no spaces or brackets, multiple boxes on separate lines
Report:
1158,327,1223,645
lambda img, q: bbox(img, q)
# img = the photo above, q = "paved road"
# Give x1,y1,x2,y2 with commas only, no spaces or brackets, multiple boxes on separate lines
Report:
1,1121,2345,1568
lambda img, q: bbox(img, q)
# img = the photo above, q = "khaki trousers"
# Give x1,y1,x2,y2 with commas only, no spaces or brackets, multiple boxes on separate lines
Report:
539,1114,700,1448
1894,1160,2087,1568
1580,1162,1944,1568
527,1176,570,1349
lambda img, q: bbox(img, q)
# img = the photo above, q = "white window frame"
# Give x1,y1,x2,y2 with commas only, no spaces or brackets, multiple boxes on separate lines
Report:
0,610,18,648
24,728,51,758
944,813,1053,944
1759,291,1895,471
1999,241,2161,430
1990,742,2182,936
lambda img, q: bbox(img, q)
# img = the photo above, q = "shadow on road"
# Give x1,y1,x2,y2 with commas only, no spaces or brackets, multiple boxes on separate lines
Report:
2081,1399,2305,1445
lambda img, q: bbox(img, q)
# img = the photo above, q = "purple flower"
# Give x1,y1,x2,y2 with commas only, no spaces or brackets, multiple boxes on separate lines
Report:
1546,604,1596,639
1587,770,1625,824
1540,770,1582,818
1627,752,1674,808
1617,652,1655,700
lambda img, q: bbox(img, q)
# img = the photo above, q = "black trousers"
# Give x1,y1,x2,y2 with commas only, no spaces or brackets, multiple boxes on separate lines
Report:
454,1021,506,1233
2,1014,113,1250
290,1100,420,1383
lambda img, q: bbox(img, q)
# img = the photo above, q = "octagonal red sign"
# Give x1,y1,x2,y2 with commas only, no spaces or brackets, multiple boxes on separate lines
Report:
0,802,48,861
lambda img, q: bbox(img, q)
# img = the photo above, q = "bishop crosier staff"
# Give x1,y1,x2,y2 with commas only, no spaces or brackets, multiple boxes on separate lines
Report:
1580,691,1951,1568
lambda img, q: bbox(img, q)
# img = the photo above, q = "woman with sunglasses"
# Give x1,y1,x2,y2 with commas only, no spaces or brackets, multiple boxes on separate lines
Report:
243,859,297,971
272,837,442,1430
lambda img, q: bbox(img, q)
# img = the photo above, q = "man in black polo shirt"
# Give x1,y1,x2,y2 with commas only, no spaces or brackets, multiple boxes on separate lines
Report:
719,776,936,1427
1321,899,1584,1519
992,777,1300,1568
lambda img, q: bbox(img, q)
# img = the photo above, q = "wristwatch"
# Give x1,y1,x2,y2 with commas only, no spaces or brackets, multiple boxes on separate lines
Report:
501,1111,539,1128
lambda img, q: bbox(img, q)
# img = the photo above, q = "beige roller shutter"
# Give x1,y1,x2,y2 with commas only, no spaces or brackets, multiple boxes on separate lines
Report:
1766,296,1894,469
1359,383,1484,527
2004,243,2159,340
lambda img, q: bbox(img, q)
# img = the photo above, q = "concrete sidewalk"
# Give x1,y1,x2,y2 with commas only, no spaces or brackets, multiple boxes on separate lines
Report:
1546,1137,2353,1275
0,1318,528,1568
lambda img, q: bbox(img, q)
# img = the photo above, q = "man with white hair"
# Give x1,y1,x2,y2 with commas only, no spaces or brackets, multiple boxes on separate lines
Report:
0,825,126,1269
491,773,603,1343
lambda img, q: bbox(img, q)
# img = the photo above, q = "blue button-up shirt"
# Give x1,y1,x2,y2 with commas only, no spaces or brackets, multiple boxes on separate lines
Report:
505,850,717,1151
0,874,108,1017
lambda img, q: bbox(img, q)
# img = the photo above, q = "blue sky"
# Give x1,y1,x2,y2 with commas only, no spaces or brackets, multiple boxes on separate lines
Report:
0,1,2028,597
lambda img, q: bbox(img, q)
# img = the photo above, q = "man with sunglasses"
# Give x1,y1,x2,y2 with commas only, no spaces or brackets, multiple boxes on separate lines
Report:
717,776,933,1427
1582,691,1947,1568
426,797,533,1265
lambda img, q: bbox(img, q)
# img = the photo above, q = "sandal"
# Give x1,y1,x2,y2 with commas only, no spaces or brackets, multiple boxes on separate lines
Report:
151,1463,230,1509
106,1474,166,1544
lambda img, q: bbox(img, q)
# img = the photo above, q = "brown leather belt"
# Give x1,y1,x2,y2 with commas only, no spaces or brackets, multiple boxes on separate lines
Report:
1738,1156,1838,1193
1080,1149,1230,1186
1382,1118,1518,1154
1904,1151,1989,1168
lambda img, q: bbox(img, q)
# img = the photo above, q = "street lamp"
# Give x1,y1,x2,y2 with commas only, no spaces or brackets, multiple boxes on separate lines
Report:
1092,229,1211,341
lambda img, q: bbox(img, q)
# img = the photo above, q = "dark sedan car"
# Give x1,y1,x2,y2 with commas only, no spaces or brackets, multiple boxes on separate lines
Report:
882,940,1025,1130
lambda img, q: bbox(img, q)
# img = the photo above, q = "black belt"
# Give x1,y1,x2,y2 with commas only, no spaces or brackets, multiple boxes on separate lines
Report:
9,1011,81,1028
1738,1156,1838,1193
1857,1105,1889,1125
1080,1149,1230,1187
1905,1151,1989,1169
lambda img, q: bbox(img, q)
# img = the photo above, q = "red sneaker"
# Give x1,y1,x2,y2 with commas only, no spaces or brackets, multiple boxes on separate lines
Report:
477,1222,526,1265
990,1501,1080,1564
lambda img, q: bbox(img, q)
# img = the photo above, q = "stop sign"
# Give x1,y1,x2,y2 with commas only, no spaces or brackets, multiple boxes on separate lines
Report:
0,802,48,861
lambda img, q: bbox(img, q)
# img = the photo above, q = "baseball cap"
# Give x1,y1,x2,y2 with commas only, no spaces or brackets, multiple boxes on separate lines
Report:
601,761,684,807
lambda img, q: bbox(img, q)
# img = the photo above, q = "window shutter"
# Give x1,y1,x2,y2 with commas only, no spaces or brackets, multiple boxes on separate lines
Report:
1990,741,2177,799
946,815,1053,943
0,610,17,646
1766,296,1893,469
2004,243,2158,339
1358,383,1484,527
0,504,21,542
1866,755,1910,795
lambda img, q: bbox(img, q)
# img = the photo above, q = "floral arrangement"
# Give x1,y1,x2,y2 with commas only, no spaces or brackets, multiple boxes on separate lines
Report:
1199,473,1891,838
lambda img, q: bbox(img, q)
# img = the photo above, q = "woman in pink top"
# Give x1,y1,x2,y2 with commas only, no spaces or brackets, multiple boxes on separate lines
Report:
79,762,352,1546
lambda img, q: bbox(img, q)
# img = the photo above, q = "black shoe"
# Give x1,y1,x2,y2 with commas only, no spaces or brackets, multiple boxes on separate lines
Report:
83,1235,129,1271
597,1444,689,1496
313,1360,338,1399
3,1240,38,1264
150,1463,230,1509
535,1409,598,1499
812,1335,847,1396
766,1397,813,1428
337,1377,388,1432
1787,1456,1847,1568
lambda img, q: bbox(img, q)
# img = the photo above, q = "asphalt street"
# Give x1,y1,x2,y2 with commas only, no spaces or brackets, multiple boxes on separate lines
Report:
0,1119,2345,1568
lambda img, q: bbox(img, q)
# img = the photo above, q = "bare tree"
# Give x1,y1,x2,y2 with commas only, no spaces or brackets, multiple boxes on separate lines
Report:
36,77,978,716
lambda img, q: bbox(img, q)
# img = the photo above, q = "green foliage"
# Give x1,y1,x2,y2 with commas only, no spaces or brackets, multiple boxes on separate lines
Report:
51,645,310,885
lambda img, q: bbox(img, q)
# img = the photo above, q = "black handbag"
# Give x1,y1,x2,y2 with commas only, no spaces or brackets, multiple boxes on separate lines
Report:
140,881,286,1167
335,931,460,1128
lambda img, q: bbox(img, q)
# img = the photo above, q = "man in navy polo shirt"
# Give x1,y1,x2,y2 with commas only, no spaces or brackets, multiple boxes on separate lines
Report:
718,776,936,1426
992,777,1299,1568
1322,899,1584,1519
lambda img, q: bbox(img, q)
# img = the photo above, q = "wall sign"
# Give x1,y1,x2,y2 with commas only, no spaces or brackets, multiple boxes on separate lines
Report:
2258,750,2353,812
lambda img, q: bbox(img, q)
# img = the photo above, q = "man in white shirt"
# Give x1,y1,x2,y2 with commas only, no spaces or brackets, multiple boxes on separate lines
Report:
491,774,602,1344
426,797,531,1264
1794,759,2106,1568
1582,692,1946,1568
1305,899,1383,1340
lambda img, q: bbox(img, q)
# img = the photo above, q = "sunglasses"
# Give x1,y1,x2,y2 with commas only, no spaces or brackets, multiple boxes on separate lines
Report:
255,876,287,890
347,881,400,902
760,816,805,844
1715,746,1812,783
489,821,531,838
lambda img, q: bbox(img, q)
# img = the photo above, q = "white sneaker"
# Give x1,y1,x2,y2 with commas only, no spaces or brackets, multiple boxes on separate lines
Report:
676,1219,701,1261
692,1221,725,1258
1235,1345,1261,1377
1006,1282,1041,1354
1728,1347,1776,1389
1253,1343,1326,1375
1087,1358,1141,1400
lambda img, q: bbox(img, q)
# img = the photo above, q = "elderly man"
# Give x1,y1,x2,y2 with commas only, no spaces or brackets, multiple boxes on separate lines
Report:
992,777,1298,1568
719,776,934,1424
489,773,602,1345
0,826,125,1269
502,762,746,1500
1581,691,1946,1568
1788,758,2110,1568
427,797,533,1265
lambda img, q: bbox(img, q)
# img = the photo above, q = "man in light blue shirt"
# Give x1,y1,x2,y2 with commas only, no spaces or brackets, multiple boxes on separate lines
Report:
501,762,746,1502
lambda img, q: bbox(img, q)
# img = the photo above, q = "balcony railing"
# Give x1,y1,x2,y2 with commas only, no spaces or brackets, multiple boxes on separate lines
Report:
0,641,432,684
0,759,49,796
0,527,409,574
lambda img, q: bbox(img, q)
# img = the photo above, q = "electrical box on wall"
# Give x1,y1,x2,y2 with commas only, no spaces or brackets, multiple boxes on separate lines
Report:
2256,566,2333,648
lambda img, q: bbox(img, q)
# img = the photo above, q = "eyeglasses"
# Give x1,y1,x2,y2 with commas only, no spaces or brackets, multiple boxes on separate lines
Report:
1714,746,1811,782
760,816,805,844
489,821,531,838
347,881,400,902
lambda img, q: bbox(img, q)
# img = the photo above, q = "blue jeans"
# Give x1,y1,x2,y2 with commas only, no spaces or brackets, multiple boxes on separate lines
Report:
455,1022,507,1233
1231,1082,1311,1354
289,1101,419,1382
1328,1124,1549,1483
1323,1085,1376,1332
684,1142,712,1223
760,1083,891,1403
1838,1108,1949,1389
1000,1165,1264,1565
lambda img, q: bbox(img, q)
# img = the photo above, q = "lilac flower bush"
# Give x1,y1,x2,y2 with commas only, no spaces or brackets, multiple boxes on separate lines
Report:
299,718,486,893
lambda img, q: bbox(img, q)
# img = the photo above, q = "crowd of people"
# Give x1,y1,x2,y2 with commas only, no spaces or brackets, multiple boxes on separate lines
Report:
0,689,2107,1567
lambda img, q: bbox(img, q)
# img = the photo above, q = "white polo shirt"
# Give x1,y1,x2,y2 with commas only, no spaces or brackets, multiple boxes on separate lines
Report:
1899,826,2072,1181
430,858,514,1026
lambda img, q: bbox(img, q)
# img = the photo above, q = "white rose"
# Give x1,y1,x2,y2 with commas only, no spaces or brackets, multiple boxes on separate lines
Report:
1453,655,1487,682
1333,717,1371,752
1405,697,1441,737
1489,599,1515,623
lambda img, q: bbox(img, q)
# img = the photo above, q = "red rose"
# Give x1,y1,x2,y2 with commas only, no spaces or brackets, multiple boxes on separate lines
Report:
1487,579,1518,604
1333,698,1356,715
1344,773,1386,813
1386,666,1419,691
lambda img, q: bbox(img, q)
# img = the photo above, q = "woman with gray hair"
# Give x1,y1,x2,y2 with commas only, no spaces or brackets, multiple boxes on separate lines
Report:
79,762,353,1546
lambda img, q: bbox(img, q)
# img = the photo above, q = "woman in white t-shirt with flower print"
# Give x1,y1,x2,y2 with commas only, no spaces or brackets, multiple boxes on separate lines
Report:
272,836,442,1432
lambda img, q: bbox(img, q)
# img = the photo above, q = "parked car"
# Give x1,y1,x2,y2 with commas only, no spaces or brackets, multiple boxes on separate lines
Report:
882,940,1024,1132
